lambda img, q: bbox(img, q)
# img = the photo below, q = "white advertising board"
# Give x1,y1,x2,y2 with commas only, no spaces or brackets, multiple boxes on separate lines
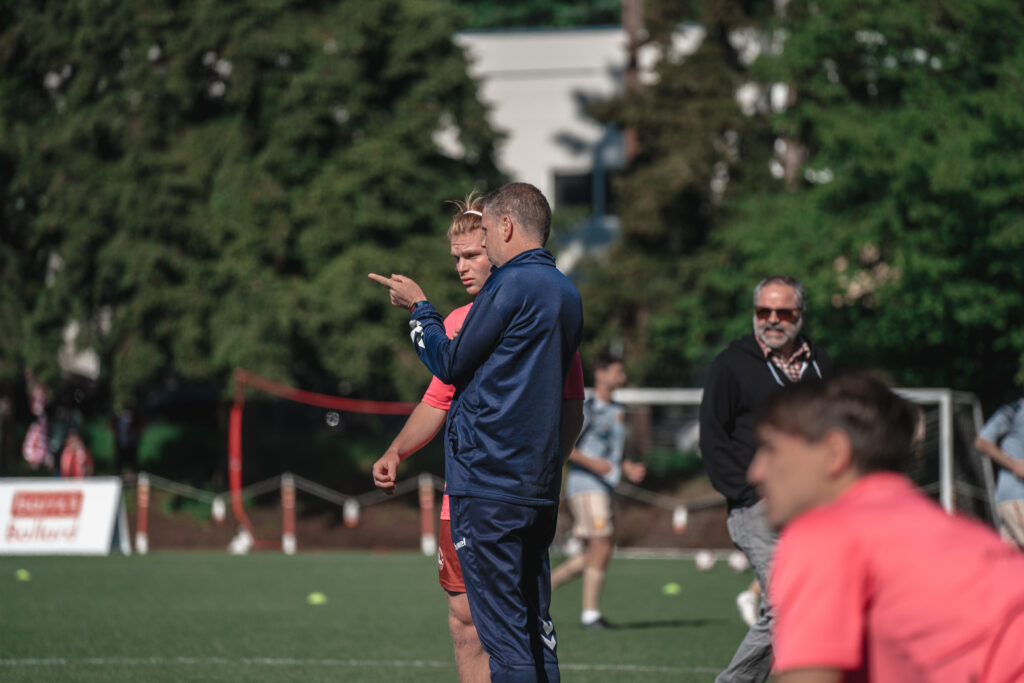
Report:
0,477,124,555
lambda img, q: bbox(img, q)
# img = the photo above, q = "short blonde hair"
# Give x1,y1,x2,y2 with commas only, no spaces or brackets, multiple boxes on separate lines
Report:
446,190,485,241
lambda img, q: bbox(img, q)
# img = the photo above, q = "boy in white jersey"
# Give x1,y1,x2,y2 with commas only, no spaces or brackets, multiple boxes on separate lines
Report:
551,354,645,629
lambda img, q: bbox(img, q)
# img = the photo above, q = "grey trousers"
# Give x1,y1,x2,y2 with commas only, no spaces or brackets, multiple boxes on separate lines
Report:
715,501,778,683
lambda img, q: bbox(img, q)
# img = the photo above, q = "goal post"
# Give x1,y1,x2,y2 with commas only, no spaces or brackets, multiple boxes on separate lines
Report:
893,388,996,520
607,386,997,525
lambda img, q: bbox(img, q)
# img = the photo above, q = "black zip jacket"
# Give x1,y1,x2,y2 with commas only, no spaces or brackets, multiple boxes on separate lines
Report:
699,334,834,510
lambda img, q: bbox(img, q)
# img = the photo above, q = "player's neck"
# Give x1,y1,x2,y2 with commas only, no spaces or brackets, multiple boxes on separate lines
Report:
505,243,539,263
822,470,862,507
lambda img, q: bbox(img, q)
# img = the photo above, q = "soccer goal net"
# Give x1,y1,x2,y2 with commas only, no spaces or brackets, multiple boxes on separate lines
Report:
608,387,997,526
895,388,996,523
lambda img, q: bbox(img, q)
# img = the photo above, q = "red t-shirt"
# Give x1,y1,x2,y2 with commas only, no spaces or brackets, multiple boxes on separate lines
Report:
772,472,1024,682
423,303,585,520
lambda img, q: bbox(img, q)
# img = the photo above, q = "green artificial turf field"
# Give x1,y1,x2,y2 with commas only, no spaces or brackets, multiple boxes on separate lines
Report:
0,552,751,682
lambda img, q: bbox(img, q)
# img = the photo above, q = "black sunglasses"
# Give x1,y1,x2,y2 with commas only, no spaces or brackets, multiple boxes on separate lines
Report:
755,307,801,323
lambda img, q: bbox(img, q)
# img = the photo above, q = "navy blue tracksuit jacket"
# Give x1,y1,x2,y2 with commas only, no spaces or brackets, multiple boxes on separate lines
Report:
409,248,583,506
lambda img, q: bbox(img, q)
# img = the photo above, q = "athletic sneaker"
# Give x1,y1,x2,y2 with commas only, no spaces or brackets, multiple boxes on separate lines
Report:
736,589,759,627
582,617,616,630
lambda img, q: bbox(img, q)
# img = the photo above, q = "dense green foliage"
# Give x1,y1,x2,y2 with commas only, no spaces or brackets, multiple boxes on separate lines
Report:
580,0,778,382
5,0,1024,479
742,0,1024,401
456,0,622,29
582,0,1024,405
0,0,503,414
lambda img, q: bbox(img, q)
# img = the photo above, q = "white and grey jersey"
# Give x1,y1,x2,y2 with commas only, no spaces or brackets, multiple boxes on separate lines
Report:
566,397,626,496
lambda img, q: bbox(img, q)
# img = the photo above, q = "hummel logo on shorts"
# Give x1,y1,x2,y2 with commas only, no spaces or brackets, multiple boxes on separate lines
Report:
454,537,466,550
539,619,556,651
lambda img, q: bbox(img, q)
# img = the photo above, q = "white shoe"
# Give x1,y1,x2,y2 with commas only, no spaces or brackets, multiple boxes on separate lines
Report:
736,589,758,627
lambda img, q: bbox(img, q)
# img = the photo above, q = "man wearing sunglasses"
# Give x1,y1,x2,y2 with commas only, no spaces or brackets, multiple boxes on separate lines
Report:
699,275,834,683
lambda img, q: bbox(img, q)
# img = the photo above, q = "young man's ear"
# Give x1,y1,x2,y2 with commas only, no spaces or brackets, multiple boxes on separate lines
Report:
822,429,854,476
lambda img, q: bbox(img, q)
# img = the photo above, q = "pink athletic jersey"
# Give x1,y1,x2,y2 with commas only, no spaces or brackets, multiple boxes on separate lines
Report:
421,303,585,520
772,472,1024,683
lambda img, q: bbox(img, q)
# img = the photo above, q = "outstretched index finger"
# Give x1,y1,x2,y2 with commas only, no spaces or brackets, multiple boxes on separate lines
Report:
367,273,395,288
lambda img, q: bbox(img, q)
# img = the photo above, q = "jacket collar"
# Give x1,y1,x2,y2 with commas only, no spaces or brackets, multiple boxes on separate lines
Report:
497,248,555,270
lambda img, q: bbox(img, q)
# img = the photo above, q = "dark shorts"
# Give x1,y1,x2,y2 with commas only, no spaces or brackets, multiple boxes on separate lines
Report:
449,495,560,683
438,518,465,593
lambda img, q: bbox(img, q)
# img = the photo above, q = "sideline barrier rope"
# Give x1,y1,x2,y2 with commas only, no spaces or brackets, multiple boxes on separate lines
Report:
130,469,447,554
144,473,220,504
134,471,228,555
615,481,725,511
614,481,725,534
237,476,286,500
130,468,726,552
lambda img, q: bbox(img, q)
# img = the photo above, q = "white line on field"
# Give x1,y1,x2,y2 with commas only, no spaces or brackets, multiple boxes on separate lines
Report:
0,658,448,668
563,663,721,674
0,657,719,674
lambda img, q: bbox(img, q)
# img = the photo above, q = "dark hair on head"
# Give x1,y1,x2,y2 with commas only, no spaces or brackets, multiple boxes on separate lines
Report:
753,276,806,310
481,182,552,245
757,372,921,474
593,351,623,372
446,190,484,241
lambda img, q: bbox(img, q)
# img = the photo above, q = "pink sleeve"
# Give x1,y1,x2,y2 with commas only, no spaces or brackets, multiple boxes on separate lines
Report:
420,304,471,410
772,514,867,674
422,376,455,411
563,351,584,399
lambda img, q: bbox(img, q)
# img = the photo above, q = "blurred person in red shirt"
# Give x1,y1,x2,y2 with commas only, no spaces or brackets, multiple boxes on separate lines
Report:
750,373,1024,683
59,429,94,478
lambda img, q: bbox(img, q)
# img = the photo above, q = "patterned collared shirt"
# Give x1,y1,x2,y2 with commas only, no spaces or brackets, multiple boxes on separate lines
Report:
756,336,812,382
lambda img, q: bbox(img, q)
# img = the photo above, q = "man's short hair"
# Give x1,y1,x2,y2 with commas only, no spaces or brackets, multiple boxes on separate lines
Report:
757,373,920,474
482,182,552,246
753,276,806,310
593,351,623,372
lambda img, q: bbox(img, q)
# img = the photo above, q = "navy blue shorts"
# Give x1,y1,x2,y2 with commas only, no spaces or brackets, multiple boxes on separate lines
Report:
449,496,560,683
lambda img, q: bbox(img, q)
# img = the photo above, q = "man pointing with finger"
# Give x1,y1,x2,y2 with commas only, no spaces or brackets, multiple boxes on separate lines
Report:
370,182,584,683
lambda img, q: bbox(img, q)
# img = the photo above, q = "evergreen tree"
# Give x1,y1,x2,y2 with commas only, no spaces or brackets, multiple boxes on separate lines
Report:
579,0,776,383
578,0,1024,405
0,0,503,414
455,0,621,29
691,0,1024,403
